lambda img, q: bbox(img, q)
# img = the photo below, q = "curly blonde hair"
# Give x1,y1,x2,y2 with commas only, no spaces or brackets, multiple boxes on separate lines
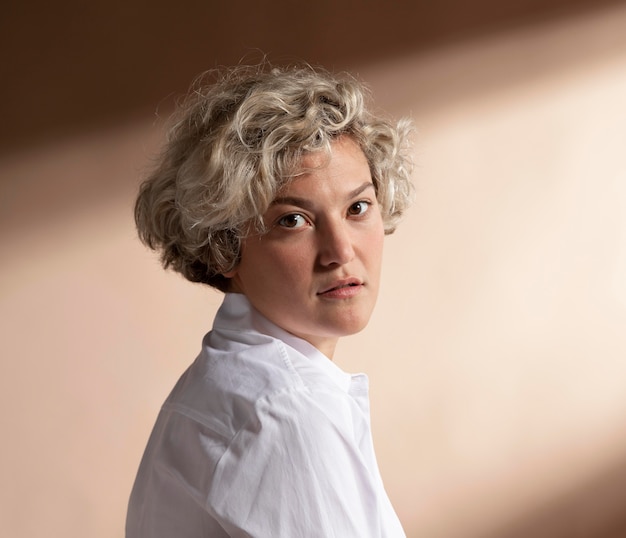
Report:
135,64,414,291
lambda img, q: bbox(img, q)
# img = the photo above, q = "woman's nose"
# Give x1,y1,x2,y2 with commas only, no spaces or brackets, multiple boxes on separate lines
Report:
317,220,355,267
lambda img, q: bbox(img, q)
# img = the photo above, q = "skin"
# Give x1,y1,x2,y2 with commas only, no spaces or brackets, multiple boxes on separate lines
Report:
225,136,385,359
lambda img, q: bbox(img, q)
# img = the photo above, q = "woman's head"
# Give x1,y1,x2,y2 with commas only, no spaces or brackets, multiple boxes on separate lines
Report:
135,63,414,292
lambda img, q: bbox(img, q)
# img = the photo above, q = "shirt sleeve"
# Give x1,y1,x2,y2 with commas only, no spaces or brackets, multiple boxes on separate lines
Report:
205,386,402,538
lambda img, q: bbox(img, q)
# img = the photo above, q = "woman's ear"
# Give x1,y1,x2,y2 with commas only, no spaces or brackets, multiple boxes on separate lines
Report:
221,267,242,293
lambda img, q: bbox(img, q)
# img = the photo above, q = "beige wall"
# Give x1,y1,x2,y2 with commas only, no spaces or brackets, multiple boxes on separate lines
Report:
1,4,626,537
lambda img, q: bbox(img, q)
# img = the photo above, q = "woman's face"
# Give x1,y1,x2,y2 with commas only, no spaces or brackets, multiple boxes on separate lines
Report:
226,136,385,358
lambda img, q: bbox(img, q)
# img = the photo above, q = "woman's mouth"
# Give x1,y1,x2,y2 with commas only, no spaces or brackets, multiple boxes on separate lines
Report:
318,279,363,298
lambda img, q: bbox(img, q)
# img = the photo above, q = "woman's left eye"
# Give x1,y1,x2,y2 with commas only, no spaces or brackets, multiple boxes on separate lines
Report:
347,201,370,216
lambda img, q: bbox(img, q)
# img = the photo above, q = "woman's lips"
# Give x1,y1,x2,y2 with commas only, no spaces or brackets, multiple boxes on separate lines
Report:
318,279,363,298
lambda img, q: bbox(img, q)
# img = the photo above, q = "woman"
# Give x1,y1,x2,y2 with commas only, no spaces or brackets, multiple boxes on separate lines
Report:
127,64,414,537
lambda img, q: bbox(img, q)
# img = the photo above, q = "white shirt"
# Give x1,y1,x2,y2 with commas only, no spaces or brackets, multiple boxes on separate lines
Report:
126,293,405,537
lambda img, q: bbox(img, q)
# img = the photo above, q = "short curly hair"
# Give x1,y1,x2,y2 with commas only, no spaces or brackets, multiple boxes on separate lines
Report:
135,64,414,292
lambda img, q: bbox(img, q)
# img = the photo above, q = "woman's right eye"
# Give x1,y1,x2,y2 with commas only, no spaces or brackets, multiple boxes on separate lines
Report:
277,214,307,229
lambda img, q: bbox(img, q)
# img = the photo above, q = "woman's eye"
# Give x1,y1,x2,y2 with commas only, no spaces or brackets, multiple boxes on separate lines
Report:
277,214,307,228
347,201,370,216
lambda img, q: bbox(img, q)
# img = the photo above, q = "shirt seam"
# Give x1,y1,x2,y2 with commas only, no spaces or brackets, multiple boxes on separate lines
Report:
161,402,233,443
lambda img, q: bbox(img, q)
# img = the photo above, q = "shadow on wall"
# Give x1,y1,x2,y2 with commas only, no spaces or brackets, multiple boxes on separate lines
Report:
487,456,626,538
1,0,624,153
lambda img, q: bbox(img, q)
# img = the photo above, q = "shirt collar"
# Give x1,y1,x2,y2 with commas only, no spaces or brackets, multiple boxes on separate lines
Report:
214,293,353,392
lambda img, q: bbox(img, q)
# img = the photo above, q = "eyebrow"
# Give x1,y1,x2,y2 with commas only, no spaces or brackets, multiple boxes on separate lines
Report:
271,181,375,209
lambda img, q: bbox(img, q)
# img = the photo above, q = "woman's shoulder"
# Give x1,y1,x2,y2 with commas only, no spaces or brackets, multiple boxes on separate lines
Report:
159,331,350,436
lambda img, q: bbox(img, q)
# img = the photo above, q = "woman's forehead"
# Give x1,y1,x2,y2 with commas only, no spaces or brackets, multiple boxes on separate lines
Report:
273,138,372,203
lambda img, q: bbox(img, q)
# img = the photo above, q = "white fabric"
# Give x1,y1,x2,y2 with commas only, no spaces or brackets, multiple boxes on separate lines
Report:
126,293,405,538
